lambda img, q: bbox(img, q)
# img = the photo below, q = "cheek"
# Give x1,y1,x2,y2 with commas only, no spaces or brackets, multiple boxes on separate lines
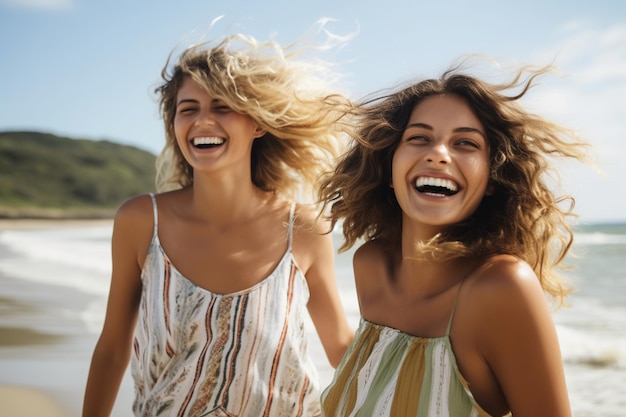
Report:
173,121,190,153
467,156,490,182
391,147,406,172
390,155,411,196
390,153,402,188
391,149,415,185
473,168,493,203
480,162,492,192
173,118,183,139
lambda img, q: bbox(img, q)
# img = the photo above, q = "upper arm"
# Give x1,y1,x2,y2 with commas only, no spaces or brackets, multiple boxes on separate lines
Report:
293,206,354,367
475,258,571,417
96,195,153,352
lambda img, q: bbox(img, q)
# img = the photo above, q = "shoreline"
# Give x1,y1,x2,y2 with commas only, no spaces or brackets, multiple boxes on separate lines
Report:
0,224,117,417
0,218,113,231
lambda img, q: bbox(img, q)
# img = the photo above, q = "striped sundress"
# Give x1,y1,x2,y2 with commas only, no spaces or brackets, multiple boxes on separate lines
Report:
321,296,501,417
130,195,320,417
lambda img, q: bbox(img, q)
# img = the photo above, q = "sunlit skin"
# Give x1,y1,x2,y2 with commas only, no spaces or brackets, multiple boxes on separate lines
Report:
174,76,266,179
82,79,354,417
352,94,572,416
392,94,492,242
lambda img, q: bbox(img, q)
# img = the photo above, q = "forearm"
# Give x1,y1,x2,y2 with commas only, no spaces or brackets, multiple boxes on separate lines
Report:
82,344,131,417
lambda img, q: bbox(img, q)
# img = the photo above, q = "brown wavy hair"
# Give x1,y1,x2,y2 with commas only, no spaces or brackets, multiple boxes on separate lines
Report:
318,63,591,302
154,28,356,202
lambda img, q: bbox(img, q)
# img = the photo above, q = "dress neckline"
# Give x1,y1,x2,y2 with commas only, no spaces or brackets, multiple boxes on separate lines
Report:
153,235,293,297
145,193,298,297
359,317,450,341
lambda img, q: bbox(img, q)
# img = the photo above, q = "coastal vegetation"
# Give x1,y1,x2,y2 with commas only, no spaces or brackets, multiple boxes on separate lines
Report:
0,131,156,219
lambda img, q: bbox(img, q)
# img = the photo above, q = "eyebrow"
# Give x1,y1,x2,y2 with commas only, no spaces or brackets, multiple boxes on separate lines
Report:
405,122,486,139
176,98,224,107
176,98,199,106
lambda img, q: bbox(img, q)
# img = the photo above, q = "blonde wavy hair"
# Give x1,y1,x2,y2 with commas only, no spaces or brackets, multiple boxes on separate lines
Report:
154,28,355,202
319,64,591,302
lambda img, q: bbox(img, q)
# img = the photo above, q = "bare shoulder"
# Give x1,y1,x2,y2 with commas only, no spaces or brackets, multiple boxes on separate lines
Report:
291,203,334,251
111,193,156,262
461,254,549,331
114,193,154,228
454,257,568,416
292,203,333,235
353,240,392,295
353,240,388,267
290,203,334,276
466,254,541,297
115,189,188,226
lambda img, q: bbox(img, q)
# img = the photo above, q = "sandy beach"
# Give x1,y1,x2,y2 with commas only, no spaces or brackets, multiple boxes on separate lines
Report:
0,385,66,417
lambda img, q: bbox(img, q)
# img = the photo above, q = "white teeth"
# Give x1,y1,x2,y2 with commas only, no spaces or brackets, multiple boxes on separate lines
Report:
415,176,458,192
193,137,224,146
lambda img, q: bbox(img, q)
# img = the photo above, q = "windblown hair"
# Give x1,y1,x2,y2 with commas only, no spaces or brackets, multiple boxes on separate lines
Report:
319,63,591,302
154,29,355,202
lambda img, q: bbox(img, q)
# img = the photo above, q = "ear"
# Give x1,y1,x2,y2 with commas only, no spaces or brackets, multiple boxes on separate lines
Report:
253,125,266,139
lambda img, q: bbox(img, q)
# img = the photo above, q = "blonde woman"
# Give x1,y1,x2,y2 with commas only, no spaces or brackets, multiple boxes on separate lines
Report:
319,64,590,417
83,28,354,417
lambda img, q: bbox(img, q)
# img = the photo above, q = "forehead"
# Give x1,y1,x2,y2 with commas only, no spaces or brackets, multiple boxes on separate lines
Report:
408,94,484,132
177,76,210,98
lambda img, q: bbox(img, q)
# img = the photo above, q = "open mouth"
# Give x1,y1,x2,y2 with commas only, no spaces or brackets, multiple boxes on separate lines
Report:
415,176,459,197
193,137,225,149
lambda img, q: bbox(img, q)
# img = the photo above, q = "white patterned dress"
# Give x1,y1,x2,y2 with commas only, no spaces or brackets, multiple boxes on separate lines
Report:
131,194,320,417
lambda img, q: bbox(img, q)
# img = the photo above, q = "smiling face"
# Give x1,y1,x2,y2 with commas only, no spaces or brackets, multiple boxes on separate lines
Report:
173,76,265,176
391,93,492,238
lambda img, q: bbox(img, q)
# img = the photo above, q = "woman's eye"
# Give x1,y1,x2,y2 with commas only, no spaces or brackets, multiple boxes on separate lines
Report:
457,139,480,148
213,105,231,112
406,135,428,143
177,107,196,114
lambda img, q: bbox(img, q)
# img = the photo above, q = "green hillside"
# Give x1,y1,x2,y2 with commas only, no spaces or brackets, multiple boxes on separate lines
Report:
0,131,157,218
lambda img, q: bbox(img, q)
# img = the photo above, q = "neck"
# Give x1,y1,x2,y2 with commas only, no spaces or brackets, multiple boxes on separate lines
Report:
187,173,275,225
395,256,472,300
400,219,442,258
396,220,469,299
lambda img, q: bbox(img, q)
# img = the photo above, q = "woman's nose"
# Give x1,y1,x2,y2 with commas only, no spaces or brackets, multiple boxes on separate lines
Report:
425,144,451,164
194,109,216,126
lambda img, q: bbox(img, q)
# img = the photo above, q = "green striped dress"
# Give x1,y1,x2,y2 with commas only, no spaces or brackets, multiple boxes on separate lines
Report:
320,315,500,417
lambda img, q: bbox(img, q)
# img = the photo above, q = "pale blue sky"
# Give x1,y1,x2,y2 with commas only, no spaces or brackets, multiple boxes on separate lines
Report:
1,0,624,222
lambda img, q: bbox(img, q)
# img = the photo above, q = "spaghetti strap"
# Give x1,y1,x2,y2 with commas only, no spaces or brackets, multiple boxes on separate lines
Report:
287,203,295,250
445,279,465,336
148,193,158,239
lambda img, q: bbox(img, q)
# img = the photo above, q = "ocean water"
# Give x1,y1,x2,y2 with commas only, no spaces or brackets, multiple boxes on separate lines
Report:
0,221,624,416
